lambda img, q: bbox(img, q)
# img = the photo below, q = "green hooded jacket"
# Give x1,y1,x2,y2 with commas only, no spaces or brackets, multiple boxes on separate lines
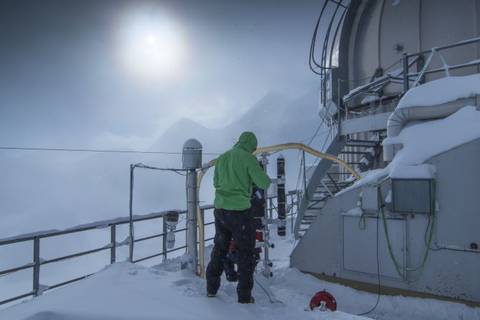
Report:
214,132,271,211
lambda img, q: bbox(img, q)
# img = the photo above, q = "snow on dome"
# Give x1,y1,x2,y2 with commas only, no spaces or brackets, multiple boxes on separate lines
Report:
397,74,480,109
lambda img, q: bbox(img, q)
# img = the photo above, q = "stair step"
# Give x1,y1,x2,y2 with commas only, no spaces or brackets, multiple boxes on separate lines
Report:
345,139,379,147
340,150,370,155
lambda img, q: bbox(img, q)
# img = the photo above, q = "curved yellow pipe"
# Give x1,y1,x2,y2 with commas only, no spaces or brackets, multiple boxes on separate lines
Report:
196,142,360,277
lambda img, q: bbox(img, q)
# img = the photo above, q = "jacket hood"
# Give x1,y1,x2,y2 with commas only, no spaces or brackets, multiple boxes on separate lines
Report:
235,131,258,153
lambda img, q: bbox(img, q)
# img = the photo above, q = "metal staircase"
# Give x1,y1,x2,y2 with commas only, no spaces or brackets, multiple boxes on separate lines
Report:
294,135,380,238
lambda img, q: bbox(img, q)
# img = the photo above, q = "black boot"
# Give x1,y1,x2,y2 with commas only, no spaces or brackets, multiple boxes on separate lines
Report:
238,296,255,304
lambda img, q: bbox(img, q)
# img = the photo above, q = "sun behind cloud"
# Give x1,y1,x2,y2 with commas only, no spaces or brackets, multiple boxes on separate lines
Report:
116,7,187,82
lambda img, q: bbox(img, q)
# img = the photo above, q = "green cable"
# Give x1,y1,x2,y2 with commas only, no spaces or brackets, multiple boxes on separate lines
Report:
379,180,436,280
358,211,367,230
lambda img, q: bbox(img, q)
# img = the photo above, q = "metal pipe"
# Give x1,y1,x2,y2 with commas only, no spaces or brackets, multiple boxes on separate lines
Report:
46,273,94,291
186,169,198,272
0,209,189,246
403,53,409,93
182,139,202,273
407,36,480,58
162,218,167,261
0,292,35,306
110,225,116,264
41,246,111,265
134,233,163,243
128,164,135,262
408,59,480,78
0,263,34,277
33,237,40,296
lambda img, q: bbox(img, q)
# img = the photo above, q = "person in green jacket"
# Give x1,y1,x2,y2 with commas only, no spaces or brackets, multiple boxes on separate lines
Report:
206,131,271,304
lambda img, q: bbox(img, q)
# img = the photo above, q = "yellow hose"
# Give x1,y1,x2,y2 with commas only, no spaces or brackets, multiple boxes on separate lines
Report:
196,142,360,277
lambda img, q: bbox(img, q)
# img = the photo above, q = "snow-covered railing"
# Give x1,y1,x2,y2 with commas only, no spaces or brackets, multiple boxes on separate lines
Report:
402,36,480,92
0,208,187,306
0,191,300,307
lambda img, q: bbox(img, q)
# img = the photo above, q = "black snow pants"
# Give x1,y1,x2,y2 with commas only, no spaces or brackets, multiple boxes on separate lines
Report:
206,208,256,302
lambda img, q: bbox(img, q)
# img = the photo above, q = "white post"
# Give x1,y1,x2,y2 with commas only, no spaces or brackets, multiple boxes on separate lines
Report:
182,139,202,272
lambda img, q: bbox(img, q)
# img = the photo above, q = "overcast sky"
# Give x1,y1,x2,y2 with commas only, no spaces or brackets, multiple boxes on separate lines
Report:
0,0,322,151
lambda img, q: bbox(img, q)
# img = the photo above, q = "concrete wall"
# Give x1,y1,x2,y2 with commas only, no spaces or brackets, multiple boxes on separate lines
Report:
291,138,480,302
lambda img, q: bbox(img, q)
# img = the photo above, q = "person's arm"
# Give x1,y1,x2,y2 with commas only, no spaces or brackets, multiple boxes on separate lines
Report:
246,156,271,190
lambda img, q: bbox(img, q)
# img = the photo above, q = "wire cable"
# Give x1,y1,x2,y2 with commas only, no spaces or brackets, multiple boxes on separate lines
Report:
357,188,382,316
253,272,285,305
0,146,221,156
132,163,187,176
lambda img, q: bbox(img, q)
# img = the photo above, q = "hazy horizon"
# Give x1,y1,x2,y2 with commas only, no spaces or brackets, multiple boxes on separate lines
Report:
0,0,323,152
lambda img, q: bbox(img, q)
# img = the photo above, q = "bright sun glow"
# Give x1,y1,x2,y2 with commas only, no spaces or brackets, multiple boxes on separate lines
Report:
119,10,186,81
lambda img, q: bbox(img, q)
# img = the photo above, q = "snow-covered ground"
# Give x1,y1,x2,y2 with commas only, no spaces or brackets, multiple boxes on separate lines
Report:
1,226,479,320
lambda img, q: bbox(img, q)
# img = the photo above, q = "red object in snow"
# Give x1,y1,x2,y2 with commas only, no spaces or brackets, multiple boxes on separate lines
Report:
255,230,263,242
309,290,337,311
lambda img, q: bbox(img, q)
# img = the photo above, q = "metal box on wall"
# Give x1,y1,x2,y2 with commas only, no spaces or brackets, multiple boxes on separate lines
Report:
391,179,433,214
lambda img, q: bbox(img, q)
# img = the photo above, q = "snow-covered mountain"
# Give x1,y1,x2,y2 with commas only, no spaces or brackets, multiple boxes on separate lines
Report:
151,89,322,156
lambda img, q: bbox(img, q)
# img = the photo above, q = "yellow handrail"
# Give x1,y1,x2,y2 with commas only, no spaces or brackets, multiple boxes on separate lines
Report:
196,142,360,277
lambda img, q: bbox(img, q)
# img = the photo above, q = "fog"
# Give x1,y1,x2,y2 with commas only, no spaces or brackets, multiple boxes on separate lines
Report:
0,0,330,301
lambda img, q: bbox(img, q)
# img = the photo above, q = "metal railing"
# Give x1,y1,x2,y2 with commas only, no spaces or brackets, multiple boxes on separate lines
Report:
402,36,480,92
309,0,350,106
294,36,480,240
343,36,480,107
0,191,299,306
0,206,208,306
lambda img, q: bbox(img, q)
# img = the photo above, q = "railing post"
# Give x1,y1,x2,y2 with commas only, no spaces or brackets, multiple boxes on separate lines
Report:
128,164,135,262
403,52,409,93
337,78,342,135
33,237,40,296
268,198,273,219
162,217,167,261
290,193,295,236
110,225,116,264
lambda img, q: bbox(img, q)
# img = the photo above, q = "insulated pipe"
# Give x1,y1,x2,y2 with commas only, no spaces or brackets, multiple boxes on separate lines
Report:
196,142,360,277
384,102,468,161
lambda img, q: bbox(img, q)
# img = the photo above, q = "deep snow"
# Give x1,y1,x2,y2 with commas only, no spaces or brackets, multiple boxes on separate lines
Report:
397,74,480,109
1,229,479,320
